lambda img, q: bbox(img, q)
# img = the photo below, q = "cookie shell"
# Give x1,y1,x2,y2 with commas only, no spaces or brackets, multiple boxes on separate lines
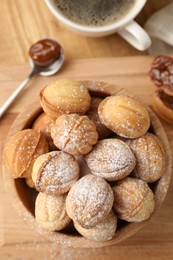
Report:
40,79,91,118
85,139,136,181
32,151,80,195
51,114,98,156
35,192,71,231
98,95,150,138
126,133,165,183
74,211,117,242
112,177,155,222
66,174,114,228
4,129,49,179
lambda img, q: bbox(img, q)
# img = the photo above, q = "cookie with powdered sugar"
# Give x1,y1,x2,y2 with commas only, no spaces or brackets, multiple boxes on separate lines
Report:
35,192,71,231
51,114,98,156
112,177,155,222
66,174,114,229
126,133,165,183
4,129,49,179
98,95,150,138
40,79,91,118
85,138,136,181
74,210,117,242
32,151,80,195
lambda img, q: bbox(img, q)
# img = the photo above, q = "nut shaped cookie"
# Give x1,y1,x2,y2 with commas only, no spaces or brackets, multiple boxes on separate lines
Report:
112,177,155,222
51,114,98,156
126,133,165,182
35,192,71,231
66,174,114,228
86,97,112,139
85,139,136,181
40,79,91,118
4,129,49,178
74,211,117,242
32,112,56,150
32,151,80,195
98,95,150,138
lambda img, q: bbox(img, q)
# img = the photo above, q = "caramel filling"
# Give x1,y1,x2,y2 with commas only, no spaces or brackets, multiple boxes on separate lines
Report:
157,90,173,109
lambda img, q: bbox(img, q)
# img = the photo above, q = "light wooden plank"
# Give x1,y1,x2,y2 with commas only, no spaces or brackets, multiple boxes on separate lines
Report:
0,58,173,259
0,0,171,63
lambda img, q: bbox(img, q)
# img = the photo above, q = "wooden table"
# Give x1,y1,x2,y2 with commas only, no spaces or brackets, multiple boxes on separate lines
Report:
0,1,173,259
0,0,171,61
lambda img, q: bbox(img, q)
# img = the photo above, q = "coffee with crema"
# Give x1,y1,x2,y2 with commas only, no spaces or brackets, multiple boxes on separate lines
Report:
54,0,137,27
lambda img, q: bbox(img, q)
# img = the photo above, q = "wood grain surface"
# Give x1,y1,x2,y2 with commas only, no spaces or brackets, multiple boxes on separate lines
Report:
0,0,173,258
0,0,171,62
0,57,173,259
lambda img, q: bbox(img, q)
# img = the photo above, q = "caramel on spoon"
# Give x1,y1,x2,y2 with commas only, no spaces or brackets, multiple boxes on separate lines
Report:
0,38,64,118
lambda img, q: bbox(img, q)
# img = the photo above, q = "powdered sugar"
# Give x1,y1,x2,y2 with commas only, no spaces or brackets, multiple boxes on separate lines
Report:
51,114,98,156
74,210,117,242
35,192,71,231
66,174,114,228
35,151,79,195
112,177,155,221
98,95,150,138
126,133,165,183
41,79,91,117
85,138,136,181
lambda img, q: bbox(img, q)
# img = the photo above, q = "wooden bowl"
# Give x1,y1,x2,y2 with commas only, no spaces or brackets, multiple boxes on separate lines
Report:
2,81,172,248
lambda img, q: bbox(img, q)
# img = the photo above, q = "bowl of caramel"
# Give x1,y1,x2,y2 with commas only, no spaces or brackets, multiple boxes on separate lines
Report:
2,79,172,248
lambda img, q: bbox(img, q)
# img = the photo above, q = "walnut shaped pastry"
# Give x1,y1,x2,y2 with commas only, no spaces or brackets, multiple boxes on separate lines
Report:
98,95,150,138
112,177,155,222
40,79,91,118
74,211,117,242
85,139,136,181
126,133,165,183
35,192,71,231
51,114,98,156
66,174,114,229
4,129,49,179
32,151,80,195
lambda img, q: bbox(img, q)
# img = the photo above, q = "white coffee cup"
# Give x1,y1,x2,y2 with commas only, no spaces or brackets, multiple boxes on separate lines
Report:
45,0,151,51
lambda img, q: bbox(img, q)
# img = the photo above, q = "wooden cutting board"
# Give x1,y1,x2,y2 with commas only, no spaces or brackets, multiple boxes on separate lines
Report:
0,57,173,259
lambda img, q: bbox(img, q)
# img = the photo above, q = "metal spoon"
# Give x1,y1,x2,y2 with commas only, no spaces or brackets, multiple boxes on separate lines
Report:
0,48,64,118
